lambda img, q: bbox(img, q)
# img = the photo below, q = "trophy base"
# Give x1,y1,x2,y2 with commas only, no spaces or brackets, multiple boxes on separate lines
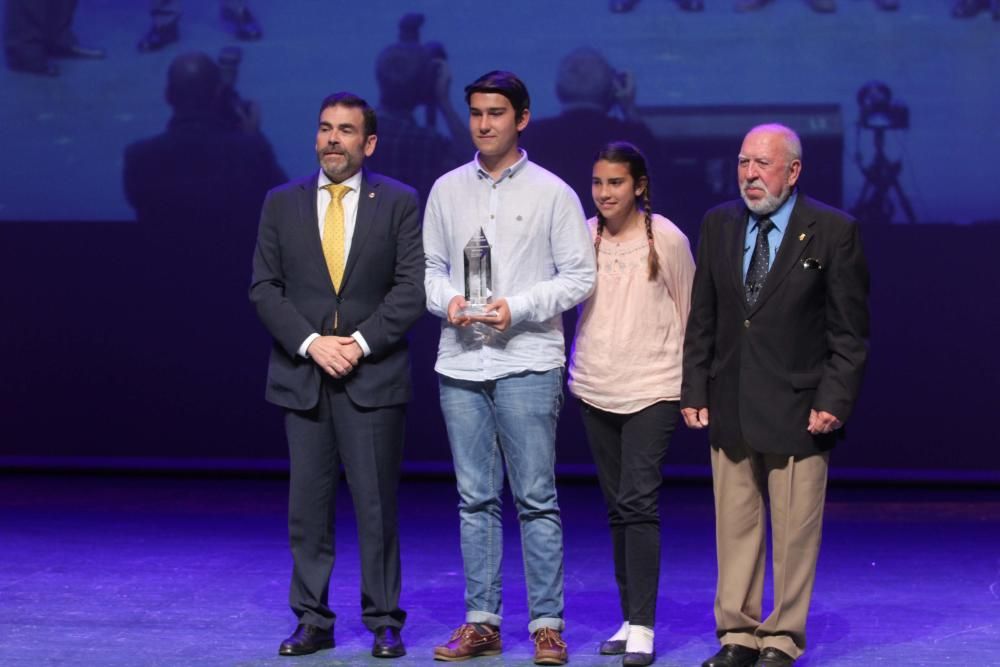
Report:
458,304,499,320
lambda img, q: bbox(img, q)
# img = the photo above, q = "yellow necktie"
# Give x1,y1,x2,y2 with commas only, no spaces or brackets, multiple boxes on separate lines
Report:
322,183,351,292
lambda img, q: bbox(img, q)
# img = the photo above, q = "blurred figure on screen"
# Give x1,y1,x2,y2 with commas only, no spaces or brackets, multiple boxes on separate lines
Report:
735,0,899,12
951,0,999,19
137,0,262,52
123,50,285,232
3,0,104,76
363,13,471,206
123,51,285,339
120,50,286,453
521,47,660,217
611,0,703,11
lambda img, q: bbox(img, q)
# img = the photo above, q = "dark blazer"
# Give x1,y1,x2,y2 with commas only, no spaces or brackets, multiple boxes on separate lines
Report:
681,193,870,457
250,169,425,411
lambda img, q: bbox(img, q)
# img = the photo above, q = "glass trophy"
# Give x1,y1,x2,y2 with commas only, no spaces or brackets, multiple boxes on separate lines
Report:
459,227,497,319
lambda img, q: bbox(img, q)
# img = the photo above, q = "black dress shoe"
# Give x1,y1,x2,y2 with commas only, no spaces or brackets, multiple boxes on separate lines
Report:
137,21,179,52
599,639,626,655
610,0,641,13
623,650,655,666
754,647,794,667
221,7,262,41
49,44,105,59
703,643,760,667
278,623,334,656
806,0,838,12
372,625,406,658
734,0,774,12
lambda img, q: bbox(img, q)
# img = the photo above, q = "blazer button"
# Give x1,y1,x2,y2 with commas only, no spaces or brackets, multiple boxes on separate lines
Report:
744,319,751,328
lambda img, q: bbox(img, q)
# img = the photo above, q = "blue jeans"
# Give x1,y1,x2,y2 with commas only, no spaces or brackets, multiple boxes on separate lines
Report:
439,369,566,633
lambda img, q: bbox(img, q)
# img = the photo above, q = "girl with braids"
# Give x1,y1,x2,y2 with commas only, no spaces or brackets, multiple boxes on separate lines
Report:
568,141,695,667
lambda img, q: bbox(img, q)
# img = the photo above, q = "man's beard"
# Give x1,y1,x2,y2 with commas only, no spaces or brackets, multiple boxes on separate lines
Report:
318,148,355,181
741,180,790,216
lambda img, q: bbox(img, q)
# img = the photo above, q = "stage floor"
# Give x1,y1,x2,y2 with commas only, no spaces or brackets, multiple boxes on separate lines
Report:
1,473,997,666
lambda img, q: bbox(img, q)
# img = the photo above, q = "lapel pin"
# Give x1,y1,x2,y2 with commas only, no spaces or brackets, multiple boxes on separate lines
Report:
798,233,806,241
368,192,375,199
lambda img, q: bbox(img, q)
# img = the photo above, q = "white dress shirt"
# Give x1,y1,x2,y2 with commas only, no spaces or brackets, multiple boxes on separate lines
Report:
297,169,370,358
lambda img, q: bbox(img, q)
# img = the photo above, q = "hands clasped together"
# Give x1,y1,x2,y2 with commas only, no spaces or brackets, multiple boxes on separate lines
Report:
308,336,363,378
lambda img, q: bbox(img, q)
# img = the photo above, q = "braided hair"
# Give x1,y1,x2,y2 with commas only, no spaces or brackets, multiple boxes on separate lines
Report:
593,141,659,281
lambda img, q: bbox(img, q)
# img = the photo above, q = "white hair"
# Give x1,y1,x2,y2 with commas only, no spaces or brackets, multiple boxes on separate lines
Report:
746,123,802,162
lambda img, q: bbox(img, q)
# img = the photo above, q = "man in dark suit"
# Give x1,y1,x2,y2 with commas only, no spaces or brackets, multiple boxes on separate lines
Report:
520,47,659,215
124,51,285,451
681,124,869,667
250,92,424,659
3,0,104,76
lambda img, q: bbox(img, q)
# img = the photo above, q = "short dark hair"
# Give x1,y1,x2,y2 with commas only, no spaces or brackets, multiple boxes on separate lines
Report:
464,70,530,121
318,91,378,138
166,52,221,113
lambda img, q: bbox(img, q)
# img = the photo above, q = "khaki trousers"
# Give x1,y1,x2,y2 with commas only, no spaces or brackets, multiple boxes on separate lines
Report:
710,445,829,659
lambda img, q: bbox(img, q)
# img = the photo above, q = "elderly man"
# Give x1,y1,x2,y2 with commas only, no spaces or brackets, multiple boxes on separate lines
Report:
682,124,869,667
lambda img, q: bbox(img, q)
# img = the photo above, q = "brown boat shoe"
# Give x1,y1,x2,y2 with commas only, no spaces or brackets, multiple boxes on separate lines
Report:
531,627,568,665
433,623,502,661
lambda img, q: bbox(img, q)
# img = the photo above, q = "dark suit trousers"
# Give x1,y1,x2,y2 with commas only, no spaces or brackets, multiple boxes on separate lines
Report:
3,0,77,68
284,377,406,632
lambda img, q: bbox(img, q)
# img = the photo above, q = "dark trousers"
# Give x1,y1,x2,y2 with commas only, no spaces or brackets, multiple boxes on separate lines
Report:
580,400,680,627
284,379,407,632
150,0,247,26
3,0,77,68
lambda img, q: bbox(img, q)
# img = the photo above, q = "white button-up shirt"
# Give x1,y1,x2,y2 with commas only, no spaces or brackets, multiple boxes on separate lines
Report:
424,151,596,381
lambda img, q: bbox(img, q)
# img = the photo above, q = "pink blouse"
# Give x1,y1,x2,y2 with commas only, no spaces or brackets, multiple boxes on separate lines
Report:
568,214,695,414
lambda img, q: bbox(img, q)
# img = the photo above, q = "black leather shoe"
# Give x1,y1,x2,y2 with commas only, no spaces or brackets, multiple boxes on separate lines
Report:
609,0,640,12
49,44,105,59
137,21,179,52
599,639,626,655
806,0,838,12
703,643,760,667
734,0,773,11
221,7,262,41
623,650,655,666
754,647,794,667
372,625,406,658
278,623,334,656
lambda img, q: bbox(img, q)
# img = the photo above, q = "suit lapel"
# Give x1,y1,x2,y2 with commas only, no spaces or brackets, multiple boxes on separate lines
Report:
724,206,748,306
298,172,336,291
341,171,378,290
749,196,815,315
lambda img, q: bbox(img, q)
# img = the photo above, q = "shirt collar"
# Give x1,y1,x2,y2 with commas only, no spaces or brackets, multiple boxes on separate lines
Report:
317,169,363,193
747,189,797,235
475,148,529,183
